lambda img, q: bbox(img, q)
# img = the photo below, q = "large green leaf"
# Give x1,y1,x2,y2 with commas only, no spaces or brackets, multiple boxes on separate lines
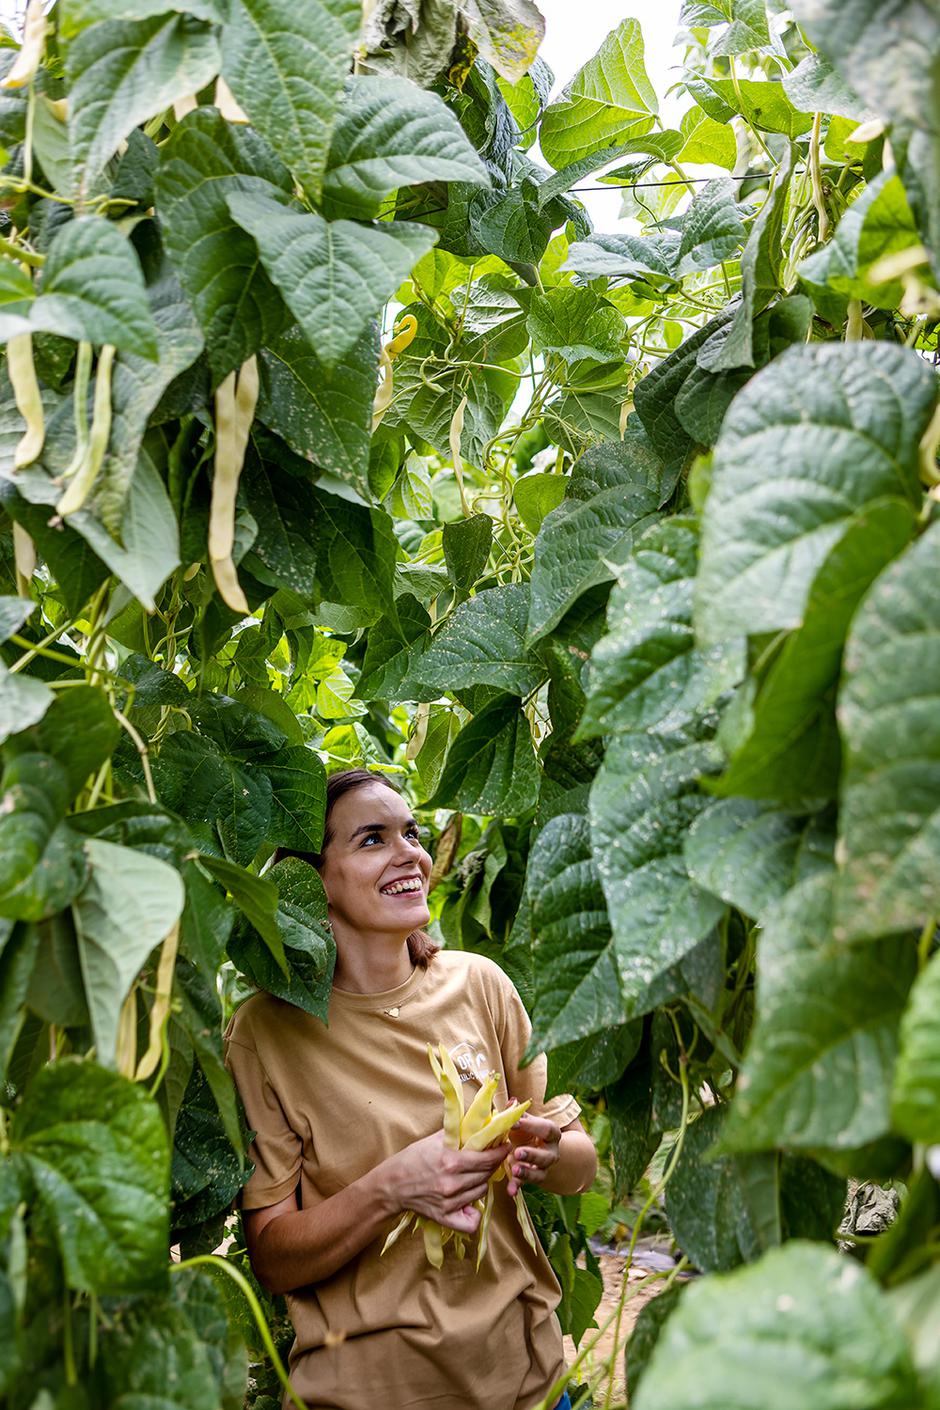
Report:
170,1264,248,1410
524,813,624,1054
710,0,771,55
782,52,869,120
323,75,488,218
589,726,726,1018
607,1044,661,1193
68,13,220,196
788,0,940,267
221,0,361,200
424,694,539,816
257,326,376,497
312,488,400,626
13,448,180,611
262,745,327,854
11,1061,169,1294
73,838,185,1069
11,683,121,799
155,108,293,383
540,19,658,170
800,173,922,313
675,104,737,169
715,499,915,803
152,731,273,866
58,0,222,37
526,286,625,364
665,1105,780,1273
537,133,683,208
442,513,493,592
892,948,940,1144
227,857,334,1020
197,853,286,976
97,1297,220,1407
357,595,431,702
2,931,42,1097
689,74,813,139
676,176,746,275
228,191,437,369
526,485,660,644
722,871,915,1153
695,342,936,644
674,295,813,448
701,144,793,371
0,754,87,922
632,1242,922,1410
0,663,53,747
407,585,546,699
685,798,833,923
31,216,158,357
562,231,678,292
836,520,940,942
578,517,744,739
633,309,734,479
95,260,204,534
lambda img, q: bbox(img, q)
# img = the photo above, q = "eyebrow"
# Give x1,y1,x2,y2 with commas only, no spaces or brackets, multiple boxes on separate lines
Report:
349,818,419,841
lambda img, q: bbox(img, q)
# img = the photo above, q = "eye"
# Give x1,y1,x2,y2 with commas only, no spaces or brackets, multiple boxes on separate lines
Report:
406,825,421,841
360,831,382,847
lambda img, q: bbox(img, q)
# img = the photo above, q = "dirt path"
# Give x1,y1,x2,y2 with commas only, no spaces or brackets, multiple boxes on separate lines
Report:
561,1253,670,1406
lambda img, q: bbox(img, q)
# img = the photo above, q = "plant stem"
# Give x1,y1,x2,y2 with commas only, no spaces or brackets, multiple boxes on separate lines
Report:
809,111,829,243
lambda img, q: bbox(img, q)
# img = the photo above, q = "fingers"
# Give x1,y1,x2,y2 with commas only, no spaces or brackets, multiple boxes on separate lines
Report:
513,1114,561,1145
439,1203,482,1234
451,1141,512,1173
506,1141,559,1197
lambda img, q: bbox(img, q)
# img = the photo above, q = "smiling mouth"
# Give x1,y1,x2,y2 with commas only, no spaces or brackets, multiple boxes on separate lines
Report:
379,878,425,897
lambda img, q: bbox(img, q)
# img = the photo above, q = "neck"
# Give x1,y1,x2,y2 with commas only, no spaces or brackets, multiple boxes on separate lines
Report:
330,920,414,994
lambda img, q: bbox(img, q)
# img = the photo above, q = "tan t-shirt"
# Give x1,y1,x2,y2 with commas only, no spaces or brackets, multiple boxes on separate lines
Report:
222,949,580,1410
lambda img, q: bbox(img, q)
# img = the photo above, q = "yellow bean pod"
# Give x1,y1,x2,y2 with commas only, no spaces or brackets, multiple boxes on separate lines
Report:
428,1042,463,1149
449,393,470,516
12,521,35,595
135,920,180,1082
474,1181,496,1270
386,314,417,361
462,1099,530,1152
57,343,115,517
460,1071,500,1144
514,1191,539,1253
2,0,46,89
8,332,44,469
209,355,258,614
381,1210,415,1256
420,1218,444,1270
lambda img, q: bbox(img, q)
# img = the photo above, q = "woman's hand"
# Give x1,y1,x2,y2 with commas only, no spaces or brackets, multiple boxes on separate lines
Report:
505,1114,562,1198
379,1129,512,1234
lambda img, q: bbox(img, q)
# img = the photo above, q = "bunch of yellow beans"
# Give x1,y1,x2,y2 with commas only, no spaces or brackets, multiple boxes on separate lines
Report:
381,1042,539,1270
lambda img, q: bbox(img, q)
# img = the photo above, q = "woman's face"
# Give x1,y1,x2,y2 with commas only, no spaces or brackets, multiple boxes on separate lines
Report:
318,782,432,936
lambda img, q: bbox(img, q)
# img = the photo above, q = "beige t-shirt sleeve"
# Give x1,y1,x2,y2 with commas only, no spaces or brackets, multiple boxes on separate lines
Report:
223,1030,303,1210
493,967,581,1131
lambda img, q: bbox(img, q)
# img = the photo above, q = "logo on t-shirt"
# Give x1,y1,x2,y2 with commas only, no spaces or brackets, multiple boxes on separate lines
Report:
450,1041,492,1083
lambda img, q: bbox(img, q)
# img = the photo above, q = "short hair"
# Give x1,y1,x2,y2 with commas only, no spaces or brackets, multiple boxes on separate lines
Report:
274,767,438,968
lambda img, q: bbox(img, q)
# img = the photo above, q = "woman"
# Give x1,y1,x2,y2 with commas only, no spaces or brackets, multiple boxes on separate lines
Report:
223,767,597,1410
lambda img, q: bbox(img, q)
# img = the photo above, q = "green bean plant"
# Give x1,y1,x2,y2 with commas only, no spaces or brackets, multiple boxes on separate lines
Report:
1,0,940,1405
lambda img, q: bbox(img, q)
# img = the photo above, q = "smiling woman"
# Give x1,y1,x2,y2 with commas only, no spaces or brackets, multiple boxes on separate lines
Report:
223,767,597,1410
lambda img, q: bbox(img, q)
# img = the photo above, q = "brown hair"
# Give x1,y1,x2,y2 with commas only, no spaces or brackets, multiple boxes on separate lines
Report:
275,767,438,969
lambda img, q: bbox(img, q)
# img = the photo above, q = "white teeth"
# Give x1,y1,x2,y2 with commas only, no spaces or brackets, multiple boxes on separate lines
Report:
381,878,422,896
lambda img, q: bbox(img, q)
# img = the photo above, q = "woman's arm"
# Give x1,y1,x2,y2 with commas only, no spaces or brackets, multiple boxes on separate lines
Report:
505,1115,597,1199
244,1130,512,1295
